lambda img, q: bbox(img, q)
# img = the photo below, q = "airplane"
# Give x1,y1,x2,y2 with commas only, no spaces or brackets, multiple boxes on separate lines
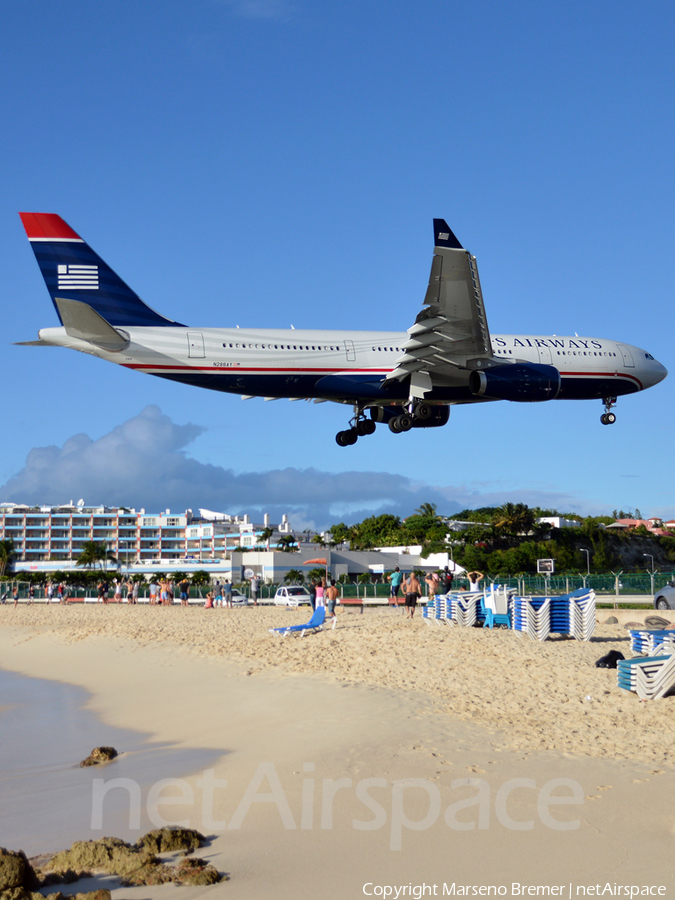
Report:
18,213,667,446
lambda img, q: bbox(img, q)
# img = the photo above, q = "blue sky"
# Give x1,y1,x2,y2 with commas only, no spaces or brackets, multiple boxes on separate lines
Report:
1,0,673,530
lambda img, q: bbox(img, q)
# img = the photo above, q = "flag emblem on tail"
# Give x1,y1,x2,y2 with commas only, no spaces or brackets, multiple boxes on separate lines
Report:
57,264,99,290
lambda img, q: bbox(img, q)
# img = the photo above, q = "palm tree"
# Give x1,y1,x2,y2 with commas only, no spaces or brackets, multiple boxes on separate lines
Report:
260,527,275,550
77,540,115,570
415,502,438,518
277,535,299,552
0,539,15,578
284,569,305,584
493,503,535,536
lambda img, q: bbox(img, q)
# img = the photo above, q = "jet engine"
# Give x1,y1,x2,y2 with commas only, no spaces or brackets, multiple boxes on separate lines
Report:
469,363,561,402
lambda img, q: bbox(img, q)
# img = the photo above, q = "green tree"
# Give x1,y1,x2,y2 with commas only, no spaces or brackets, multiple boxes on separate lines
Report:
284,569,304,584
414,502,438,518
493,503,536,539
259,527,275,550
0,539,15,578
77,541,115,570
277,535,299,552
190,570,211,587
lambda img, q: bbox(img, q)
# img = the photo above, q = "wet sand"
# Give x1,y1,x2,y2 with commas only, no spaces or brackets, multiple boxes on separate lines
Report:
1,605,674,900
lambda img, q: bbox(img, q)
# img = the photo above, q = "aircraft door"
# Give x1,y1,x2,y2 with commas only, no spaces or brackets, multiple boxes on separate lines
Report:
188,332,205,358
616,344,635,367
537,344,553,366
344,339,356,362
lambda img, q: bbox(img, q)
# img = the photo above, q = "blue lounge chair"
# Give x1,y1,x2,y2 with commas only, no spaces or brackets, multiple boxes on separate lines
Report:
269,605,326,637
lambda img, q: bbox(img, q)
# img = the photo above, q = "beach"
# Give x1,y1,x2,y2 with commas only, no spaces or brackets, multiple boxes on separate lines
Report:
1,604,675,900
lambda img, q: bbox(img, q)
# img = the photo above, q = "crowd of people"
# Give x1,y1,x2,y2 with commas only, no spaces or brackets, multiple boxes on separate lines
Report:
4,568,469,618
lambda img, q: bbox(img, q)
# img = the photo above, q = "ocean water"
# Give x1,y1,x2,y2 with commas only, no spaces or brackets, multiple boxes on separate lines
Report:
0,668,221,856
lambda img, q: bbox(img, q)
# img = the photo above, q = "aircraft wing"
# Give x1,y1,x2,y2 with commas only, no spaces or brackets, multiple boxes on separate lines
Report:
386,220,495,393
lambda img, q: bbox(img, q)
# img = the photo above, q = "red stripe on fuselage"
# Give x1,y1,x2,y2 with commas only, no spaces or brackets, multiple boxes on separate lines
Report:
562,370,643,389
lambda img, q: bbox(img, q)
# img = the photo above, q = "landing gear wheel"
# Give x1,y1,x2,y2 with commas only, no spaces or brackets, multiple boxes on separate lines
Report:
336,429,358,446
415,403,432,421
389,417,402,434
601,413,616,425
356,419,376,436
396,414,413,432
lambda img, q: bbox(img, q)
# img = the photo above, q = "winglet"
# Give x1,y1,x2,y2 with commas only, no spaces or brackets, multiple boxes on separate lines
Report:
433,219,463,249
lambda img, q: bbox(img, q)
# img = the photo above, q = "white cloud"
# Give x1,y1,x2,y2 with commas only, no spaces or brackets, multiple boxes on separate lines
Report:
0,407,610,530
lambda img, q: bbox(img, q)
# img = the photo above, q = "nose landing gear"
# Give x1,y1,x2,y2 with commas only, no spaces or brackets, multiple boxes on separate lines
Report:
601,397,617,425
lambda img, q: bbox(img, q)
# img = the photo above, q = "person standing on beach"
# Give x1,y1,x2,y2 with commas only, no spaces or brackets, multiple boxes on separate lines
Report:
315,578,325,609
250,575,259,606
325,579,339,629
223,580,233,607
424,571,439,602
149,580,158,605
467,571,485,592
46,582,54,604
402,572,421,620
389,567,403,609
28,584,35,605
308,579,317,610
179,578,190,607
13,586,18,608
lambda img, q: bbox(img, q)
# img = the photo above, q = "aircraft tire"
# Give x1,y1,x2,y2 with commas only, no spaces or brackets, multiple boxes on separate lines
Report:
415,403,432,421
389,417,402,434
600,414,608,425
396,414,413,432
362,419,376,435
606,412,616,424
336,430,353,446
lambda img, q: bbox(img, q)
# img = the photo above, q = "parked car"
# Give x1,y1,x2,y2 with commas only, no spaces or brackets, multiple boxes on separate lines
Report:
654,583,675,610
231,588,248,605
274,585,312,606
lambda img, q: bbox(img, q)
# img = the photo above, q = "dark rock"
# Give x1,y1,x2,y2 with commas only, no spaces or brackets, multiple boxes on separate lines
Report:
645,616,671,629
135,828,204,855
79,748,117,768
604,615,619,624
174,858,224,886
0,888,44,900
595,650,625,669
48,838,157,879
0,848,40,892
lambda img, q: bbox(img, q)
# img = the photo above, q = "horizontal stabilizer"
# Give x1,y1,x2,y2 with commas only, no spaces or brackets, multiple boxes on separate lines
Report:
14,340,54,346
55,297,129,351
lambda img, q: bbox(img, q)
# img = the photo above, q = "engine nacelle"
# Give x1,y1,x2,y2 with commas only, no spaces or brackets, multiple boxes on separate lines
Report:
469,363,561,402
369,406,450,427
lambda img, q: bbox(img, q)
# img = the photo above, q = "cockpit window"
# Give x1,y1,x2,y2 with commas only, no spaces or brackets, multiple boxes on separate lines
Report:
645,353,655,360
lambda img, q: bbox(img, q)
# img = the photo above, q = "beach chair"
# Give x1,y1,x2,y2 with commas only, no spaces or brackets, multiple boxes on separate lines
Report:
483,587,511,629
268,605,326,637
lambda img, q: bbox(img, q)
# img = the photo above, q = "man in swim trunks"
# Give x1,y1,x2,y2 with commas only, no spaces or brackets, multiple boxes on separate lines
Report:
402,572,421,620
325,579,339,629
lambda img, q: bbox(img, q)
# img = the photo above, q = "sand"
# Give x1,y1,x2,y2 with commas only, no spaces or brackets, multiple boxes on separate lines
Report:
1,604,675,900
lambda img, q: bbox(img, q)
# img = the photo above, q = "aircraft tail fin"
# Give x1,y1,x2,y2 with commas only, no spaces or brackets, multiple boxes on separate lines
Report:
19,213,184,328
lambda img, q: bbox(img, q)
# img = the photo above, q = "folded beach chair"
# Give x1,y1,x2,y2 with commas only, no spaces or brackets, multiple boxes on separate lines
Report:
617,655,670,693
483,587,512,629
269,605,326,637
450,595,479,627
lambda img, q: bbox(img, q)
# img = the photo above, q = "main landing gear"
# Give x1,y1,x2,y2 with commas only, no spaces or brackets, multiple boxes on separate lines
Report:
600,396,617,425
388,401,432,433
335,407,376,446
